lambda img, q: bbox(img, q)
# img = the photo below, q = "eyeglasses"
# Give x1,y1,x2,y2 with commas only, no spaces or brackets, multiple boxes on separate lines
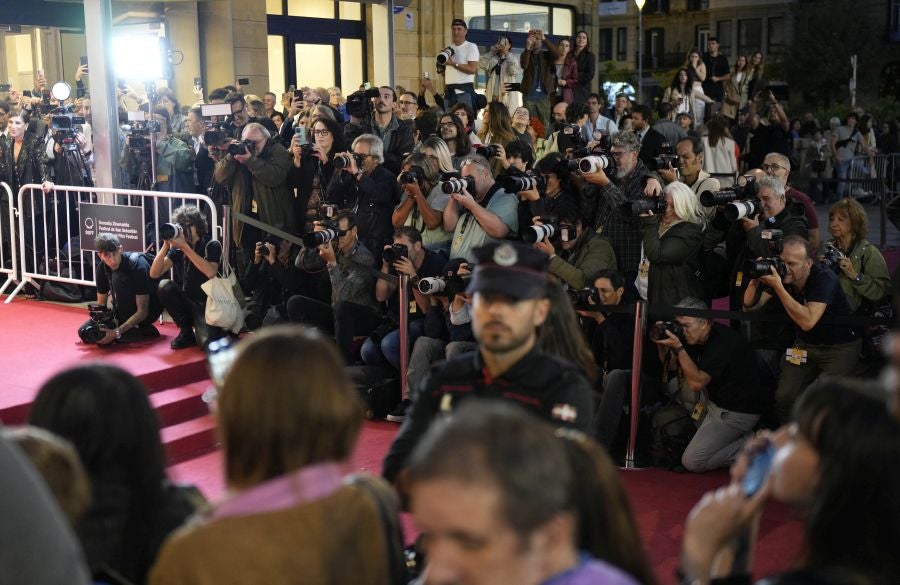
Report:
513,109,529,116
610,151,629,158
313,129,331,136
761,162,787,173
439,122,456,128
399,100,416,106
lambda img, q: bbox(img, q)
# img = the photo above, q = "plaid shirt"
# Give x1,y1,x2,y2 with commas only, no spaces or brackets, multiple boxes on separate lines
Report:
580,160,652,272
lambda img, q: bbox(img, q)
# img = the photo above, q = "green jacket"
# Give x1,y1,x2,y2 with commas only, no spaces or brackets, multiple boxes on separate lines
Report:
549,231,617,289
640,216,705,306
214,138,295,246
832,238,891,312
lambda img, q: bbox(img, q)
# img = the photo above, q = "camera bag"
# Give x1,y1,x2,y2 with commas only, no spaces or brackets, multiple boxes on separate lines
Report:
651,400,697,470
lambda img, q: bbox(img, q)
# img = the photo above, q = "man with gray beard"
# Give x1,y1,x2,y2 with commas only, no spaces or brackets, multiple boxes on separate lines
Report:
580,131,660,297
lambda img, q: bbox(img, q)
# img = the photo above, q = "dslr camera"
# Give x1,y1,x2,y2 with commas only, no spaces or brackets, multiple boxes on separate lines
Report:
302,221,345,247
78,304,119,344
817,242,846,273
578,153,617,175
619,196,666,218
227,140,255,157
743,229,787,280
334,152,365,170
699,175,761,221
399,166,426,187
651,321,685,342
259,235,283,257
475,144,501,159
441,175,476,195
417,264,471,299
436,46,455,68
318,202,339,220
382,243,409,264
566,286,600,306
160,222,184,241
523,215,557,244
650,143,677,172
501,173,547,194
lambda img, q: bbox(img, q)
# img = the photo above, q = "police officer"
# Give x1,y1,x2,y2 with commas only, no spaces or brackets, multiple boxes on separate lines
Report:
382,241,595,483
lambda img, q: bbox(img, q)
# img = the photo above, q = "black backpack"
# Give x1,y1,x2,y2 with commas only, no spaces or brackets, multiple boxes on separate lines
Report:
651,400,698,470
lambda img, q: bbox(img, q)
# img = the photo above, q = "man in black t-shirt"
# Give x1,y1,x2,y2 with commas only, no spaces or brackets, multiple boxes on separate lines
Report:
80,233,162,345
743,236,860,422
701,38,730,117
149,205,226,350
653,297,762,473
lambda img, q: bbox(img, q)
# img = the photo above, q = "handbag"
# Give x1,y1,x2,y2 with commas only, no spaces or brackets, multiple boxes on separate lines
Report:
723,81,741,106
201,249,245,333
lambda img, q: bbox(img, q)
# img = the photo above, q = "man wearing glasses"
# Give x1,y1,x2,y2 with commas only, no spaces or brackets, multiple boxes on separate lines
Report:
397,91,418,121
344,85,413,175
761,152,820,252
580,131,661,299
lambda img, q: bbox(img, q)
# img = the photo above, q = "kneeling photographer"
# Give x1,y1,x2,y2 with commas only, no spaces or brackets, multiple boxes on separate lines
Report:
243,230,302,329
743,235,860,423
78,233,162,345
652,297,763,472
532,215,616,290
149,205,225,350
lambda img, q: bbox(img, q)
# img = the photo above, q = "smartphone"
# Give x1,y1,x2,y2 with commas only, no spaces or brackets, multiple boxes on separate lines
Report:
294,125,308,144
37,68,44,77
238,77,250,86
23,90,32,97
41,88,51,102
423,71,430,80
204,337,238,403
0,84,10,92
364,82,371,90
742,444,775,497
193,76,201,88
80,56,88,67
294,89,304,99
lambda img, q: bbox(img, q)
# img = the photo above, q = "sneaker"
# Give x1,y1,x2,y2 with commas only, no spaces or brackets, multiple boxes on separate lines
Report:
385,399,411,423
170,328,197,349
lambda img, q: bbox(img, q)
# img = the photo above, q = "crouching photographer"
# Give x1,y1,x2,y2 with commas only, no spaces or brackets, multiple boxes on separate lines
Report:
78,233,162,345
743,235,860,423
243,230,302,329
149,205,225,350
531,215,616,290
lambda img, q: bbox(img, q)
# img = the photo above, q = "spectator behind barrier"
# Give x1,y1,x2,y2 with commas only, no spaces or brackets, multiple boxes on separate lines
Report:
680,378,900,584
343,85,414,175
438,19,480,111
407,400,641,585
29,364,203,584
150,327,402,584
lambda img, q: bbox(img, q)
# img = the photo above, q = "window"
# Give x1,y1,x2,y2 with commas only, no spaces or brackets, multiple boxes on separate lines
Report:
463,1,574,36
716,20,732,57
696,25,710,52
598,28,613,61
767,17,784,53
551,7,572,36
647,0,670,14
646,27,665,69
286,0,334,18
266,0,282,16
688,0,709,9
616,27,627,62
738,19,762,56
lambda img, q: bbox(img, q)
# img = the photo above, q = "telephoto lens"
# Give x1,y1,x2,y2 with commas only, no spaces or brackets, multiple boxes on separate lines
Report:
724,199,760,222
522,223,556,244
441,176,476,195
417,277,447,294
333,153,362,170
302,228,341,248
501,174,547,193
700,188,741,207
436,47,455,66
619,197,666,218
160,223,183,240
578,155,616,175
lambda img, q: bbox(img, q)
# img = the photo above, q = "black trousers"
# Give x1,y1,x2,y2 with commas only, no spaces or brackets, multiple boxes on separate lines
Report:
157,279,225,349
286,296,382,363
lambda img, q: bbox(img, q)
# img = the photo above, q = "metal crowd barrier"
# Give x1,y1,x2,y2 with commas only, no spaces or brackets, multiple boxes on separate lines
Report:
4,183,219,304
0,182,18,296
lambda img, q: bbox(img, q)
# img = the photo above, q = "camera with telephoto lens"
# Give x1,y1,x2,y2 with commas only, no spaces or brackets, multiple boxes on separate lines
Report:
743,229,787,279
160,222,184,241
619,197,667,218
475,144,501,159
566,286,600,305
302,221,345,247
399,166,425,186
334,152,365,170
227,140,255,157
651,320,685,342
557,123,587,152
436,46,455,67
441,175,476,195
700,175,759,207
502,173,547,193
382,243,409,265
78,304,119,344
344,87,381,119
817,242,846,273
650,143,677,172
51,103,86,152
523,216,557,244
418,273,471,298
578,153,617,175
200,103,237,148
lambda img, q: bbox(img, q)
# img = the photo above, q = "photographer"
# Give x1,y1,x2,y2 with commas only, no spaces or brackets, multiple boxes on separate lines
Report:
343,86,412,175
150,205,224,350
214,122,294,273
658,136,720,216
579,131,663,297
534,214,616,290
443,154,519,262
363,227,447,369
438,19,480,110
743,236,860,422
392,152,453,249
79,233,162,345
652,297,763,472
243,231,302,328
761,152,820,251
289,116,347,234
324,134,401,256
478,35,522,110
286,210,382,363
637,182,707,305
120,106,193,192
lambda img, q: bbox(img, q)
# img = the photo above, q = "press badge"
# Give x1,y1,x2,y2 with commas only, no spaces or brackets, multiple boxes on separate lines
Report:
409,301,418,314
786,346,808,365
251,199,258,213
735,271,743,287
691,401,706,421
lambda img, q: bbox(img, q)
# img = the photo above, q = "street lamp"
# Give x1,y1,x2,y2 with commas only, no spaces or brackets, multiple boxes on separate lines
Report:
635,0,645,103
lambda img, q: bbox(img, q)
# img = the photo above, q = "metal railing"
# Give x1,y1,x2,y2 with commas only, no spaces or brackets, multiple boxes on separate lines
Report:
0,183,18,297
4,183,219,304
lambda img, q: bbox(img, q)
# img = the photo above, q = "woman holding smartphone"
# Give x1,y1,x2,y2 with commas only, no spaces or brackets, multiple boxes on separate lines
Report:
289,116,346,234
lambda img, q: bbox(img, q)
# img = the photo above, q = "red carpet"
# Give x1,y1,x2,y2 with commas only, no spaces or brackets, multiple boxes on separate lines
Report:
2,297,806,585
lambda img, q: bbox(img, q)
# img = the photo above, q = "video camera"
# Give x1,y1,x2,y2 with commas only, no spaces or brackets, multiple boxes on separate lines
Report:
77,304,119,344
743,229,787,279
345,87,380,119
501,173,547,194
50,103,86,152
200,103,236,148
441,175,476,195
619,196,666,218
699,175,760,221
123,116,161,161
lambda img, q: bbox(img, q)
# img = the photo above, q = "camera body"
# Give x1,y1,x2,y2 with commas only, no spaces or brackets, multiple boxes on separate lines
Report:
78,304,119,344
399,166,425,186
334,152,365,170
650,146,678,172
523,216,557,244
744,229,787,280
501,173,547,194
578,153,617,175
818,242,846,273
700,176,760,221
259,235,283,257
418,273,470,298
619,197,667,217
475,144,501,159
160,222,184,241
441,175,476,195
302,220,345,247
651,320,685,342
566,286,600,305
227,140,254,156
383,243,409,265
318,202,339,220
558,123,587,152
436,46,455,67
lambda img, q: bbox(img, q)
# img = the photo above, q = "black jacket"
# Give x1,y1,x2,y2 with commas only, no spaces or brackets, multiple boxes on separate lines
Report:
0,131,51,194
344,114,414,175
176,133,215,195
637,127,671,170
325,164,401,256
382,345,595,482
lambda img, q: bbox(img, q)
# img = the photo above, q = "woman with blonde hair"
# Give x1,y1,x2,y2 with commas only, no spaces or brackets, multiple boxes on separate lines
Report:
637,181,706,305
151,327,403,585
418,136,456,174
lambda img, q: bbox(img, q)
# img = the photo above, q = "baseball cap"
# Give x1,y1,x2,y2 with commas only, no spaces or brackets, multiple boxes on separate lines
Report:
467,242,549,301
451,18,467,29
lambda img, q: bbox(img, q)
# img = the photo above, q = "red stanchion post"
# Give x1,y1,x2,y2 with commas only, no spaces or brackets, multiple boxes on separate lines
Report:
625,300,648,469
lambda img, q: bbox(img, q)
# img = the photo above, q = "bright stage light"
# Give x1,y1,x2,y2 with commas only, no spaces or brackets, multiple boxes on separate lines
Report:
112,34,164,80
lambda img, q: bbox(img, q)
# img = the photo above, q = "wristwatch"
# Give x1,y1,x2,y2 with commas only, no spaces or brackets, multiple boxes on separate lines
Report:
114,328,122,340
853,273,863,285
672,345,684,354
